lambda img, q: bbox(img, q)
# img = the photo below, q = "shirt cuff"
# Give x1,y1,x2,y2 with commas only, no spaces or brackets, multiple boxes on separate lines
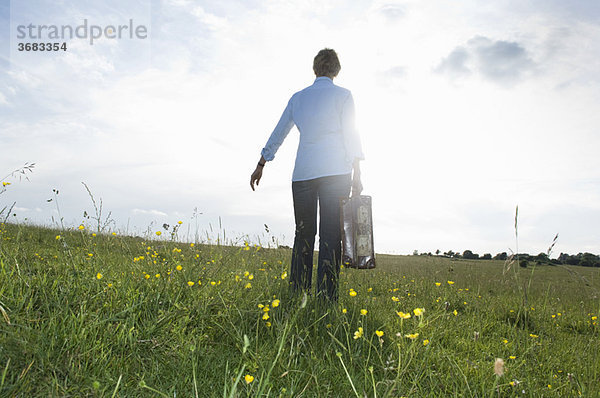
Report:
347,151,365,163
261,148,274,162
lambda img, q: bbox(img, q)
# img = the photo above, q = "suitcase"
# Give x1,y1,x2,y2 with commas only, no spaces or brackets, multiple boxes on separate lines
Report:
341,195,375,269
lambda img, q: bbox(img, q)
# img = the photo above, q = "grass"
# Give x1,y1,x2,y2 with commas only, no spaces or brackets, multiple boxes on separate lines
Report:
0,222,598,397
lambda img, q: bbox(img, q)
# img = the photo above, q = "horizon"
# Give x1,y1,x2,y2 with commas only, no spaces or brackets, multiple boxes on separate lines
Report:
3,216,596,261
1,0,599,256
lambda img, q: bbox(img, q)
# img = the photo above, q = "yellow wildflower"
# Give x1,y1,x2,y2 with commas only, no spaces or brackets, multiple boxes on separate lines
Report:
272,299,280,307
447,280,454,285
435,282,441,286
96,273,103,280
244,375,254,384
453,310,458,316
262,313,269,320
155,231,161,236
245,282,252,289
413,308,425,317
176,265,182,271
375,330,384,337
187,281,195,286
405,333,419,340
55,235,61,240
349,289,357,297
396,311,411,319
177,220,183,225
78,225,85,230
391,296,399,302
155,273,160,278
360,309,368,316
281,271,287,279
353,327,364,340
422,339,430,346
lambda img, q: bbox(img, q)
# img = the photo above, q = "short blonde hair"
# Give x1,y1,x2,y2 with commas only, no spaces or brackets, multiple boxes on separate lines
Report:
313,48,341,78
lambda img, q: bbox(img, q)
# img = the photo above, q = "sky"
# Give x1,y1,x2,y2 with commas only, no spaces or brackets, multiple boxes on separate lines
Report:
1,0,599,256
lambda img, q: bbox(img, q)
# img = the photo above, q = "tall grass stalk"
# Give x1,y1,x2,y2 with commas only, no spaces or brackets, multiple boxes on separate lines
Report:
110,374,122,398
336,352,360,398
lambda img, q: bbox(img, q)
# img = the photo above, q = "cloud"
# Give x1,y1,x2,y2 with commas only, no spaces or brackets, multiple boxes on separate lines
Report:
436,36,535,85
132,208,168,217
378,3,405,21
469,36,535,82
434,46,470,79
376,65,407,88
191,6,229,32
382,65,406,78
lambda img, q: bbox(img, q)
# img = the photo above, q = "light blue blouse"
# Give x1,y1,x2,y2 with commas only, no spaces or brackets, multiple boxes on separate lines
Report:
261,77,364,182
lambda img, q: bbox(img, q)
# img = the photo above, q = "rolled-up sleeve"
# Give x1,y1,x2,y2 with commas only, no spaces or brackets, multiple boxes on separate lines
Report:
341,92,365,162
261,98,295,161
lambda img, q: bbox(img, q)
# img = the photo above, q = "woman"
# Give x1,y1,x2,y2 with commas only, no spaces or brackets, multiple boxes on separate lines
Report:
250,48,364,301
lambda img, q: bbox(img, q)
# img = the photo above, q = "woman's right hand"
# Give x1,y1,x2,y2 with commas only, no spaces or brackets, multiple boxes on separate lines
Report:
351,158,362,196
351,176,363,197
250,166,263,191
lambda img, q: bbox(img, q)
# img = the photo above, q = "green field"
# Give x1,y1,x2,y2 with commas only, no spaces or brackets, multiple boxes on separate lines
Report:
0,222,598,397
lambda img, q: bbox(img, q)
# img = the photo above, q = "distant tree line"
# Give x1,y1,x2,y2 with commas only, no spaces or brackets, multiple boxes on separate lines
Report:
412,250,600,267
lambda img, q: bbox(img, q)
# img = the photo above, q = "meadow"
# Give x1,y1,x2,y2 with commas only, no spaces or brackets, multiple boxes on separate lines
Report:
0,222,598,397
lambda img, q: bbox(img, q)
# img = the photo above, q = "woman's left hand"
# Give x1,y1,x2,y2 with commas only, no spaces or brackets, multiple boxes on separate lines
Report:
250,166,263,191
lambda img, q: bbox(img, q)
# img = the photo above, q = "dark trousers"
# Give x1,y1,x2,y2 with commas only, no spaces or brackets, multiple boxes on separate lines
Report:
291,173,351,301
